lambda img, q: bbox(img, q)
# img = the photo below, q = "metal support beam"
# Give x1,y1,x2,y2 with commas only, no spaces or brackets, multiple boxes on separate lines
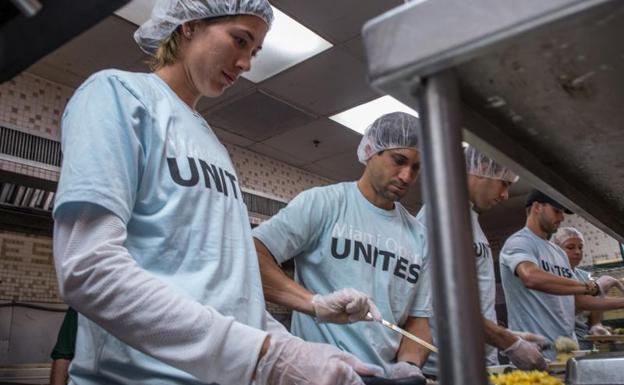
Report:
416,70,487,385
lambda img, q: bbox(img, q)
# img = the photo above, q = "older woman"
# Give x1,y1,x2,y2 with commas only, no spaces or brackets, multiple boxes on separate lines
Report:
554,227,615,348
52,1,379,384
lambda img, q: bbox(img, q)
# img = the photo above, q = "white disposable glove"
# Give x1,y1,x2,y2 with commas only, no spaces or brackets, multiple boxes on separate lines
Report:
255,336,383,385
596,275,624,295
385,362,425,380
589,324,611,336
503,338,547,370
511,331,548,348
311,288,381,323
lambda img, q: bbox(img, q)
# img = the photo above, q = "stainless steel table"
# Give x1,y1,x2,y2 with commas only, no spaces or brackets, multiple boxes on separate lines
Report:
362,1,624,384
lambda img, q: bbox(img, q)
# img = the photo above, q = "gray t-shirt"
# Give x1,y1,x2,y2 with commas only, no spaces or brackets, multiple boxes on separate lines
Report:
418,207,499,375
574,269,591,342
500,227,575,360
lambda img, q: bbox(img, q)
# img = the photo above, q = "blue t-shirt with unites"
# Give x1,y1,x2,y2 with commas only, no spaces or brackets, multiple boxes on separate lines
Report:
54,70,266,384
252,182,432,371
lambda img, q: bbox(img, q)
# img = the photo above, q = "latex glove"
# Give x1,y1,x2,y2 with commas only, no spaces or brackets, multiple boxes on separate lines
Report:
311,288,382,323
589,324,611,336
255,336,383,385
596,275,624,295
503,338,548,370
386,362,425,380
511,331,548,348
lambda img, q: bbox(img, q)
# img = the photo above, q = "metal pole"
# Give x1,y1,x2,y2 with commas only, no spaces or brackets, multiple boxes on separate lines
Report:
415,70,487,385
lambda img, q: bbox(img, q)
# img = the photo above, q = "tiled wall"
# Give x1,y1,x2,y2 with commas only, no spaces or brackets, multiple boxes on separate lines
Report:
0,231,59,303
0,73,71,140
0,72,330,305
561,214,622,267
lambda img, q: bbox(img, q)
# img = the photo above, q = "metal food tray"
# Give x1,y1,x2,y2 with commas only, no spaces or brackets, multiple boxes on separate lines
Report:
566,352,624,385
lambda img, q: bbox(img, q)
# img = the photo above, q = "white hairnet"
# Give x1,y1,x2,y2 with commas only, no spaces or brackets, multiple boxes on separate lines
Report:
553,227,584,246
134,0,274,55
357,112,420,165
465,146,519,183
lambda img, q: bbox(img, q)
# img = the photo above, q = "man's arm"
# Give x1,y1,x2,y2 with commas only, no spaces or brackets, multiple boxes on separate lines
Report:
515,262,589,295
396,317,432,367
255,238,380,324
483,319,517,350
589,310,604,327
49,359,71,385
575,295,624,311
255,238,315,315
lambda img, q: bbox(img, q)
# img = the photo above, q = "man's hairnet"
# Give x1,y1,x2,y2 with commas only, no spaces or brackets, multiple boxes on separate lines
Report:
134,0,274,55
465,145,519,183
553,227,585,246
357,112,420,165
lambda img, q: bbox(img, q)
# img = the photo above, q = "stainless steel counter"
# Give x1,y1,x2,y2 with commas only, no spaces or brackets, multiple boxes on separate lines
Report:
362,1,624,384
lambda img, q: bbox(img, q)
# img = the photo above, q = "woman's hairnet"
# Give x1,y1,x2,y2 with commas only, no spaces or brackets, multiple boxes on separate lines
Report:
465,146,519,183
553,227,585,246
357,112,420,164
134,0,274,55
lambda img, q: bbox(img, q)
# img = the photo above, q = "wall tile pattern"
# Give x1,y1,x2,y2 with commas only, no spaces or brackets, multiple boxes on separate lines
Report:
0,73,72,140
0,231,60,303
1,72,331,308
561,214,622,267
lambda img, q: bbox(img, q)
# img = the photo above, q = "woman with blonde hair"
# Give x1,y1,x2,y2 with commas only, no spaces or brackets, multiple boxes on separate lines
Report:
52,1,379,384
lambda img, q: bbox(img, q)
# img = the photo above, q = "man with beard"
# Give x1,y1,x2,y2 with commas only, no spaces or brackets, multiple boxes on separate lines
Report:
500,190,623,360
253,112,431,380
420,147,546,376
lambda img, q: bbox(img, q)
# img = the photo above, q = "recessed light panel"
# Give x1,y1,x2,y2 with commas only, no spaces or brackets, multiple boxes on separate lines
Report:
329,96,419,134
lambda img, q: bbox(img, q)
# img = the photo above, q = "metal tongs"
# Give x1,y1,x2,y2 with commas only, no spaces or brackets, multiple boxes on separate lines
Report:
366,312,438,353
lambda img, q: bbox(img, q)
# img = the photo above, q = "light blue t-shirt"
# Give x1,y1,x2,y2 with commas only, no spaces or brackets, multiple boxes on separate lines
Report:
252,182,432,371
54,70,266,384
500,227,575,360
418,207,499,376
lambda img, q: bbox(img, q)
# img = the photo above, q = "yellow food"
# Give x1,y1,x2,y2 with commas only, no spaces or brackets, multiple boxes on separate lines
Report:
555,352,573,363
554,336,579,353
489,370,564,385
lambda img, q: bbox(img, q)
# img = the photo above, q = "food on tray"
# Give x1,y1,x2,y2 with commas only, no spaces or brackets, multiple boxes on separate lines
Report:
613,327,624,335
489,370,564,385
553,336,579,362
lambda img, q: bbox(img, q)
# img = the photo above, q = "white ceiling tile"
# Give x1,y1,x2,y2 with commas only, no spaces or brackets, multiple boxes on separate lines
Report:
272,0,403,43
303,151,364,181
260,118,362,164
206,91,315,142
262,48,379,116
248,142,308,167
30,16,145,82
196,78,256,113
25,64,84,89
340,36,366,63
210,126,255,148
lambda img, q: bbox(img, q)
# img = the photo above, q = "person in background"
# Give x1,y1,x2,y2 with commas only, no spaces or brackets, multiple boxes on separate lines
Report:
254,112,432,381
500,190,624,360
553,227,622,349
49,308,77,385
419,146,546,376
52,1,380,384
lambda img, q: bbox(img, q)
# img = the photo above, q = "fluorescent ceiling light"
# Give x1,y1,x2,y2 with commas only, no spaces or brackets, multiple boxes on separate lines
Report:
245,7,332,82
330,96,419,134
115,1,332,83
115,0,154,26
